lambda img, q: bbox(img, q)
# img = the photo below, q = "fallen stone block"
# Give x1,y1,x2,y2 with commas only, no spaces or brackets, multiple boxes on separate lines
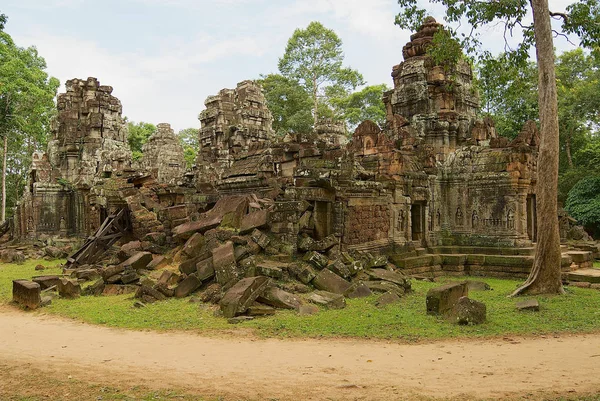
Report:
366,255,388,268
83,279,105,296
307,290,346,309
303,251,328,269
298,304,319,315
239,209,268,234
174,274,202,298
120,271,140,284
516,299,540,311
102,284,138,296
101,265,125,280
344,282,372,299
426,282,468,315
135,285,166,301
58,278,81,299
154,282,175,298
309,234,338,252
247,303,276,316
251,229,270,249
365,280,405,296
172,216,221,242
227,316,255,324
452,296,486,325
122,252,153,271
467,281,492,291
32,275,61,290
257,286,302,310
312,269,352,294
376,291,401,307
12,280,41,309
290,262,317,285
117,241,142,261
73,268,101,281
219,276,270,318
366,269,410,288
256,261,285,279
196,257,215,281
328,260,352,279
212,242,238,285
147,255,168,270
158,270,179,286
181,233,205,259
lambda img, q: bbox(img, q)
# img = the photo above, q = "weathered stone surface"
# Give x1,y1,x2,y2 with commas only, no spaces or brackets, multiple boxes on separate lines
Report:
173,274,202,298
122,252,153,271
101,265,125,280
426,282,468,315
239,210,268,234
135,285,167,301
376,291,401,307
140,123,186,184
158,270,179,286
73,268,100,281
32,275,61,290
255,261,285,279
516,299,540,311
467,281,492,291
57,278,81,298
367,255,388,268
181,233,205,259
118,241,142,261
172,217,220,241
147,255,168,270
212,241,238,285
247,303,276,316
120,271,140,284
83,279,105,296
196,257,215,281
102,284,137,296
307,290,346,309
219,276,270,318
344,282,373,299
303,251,328,269
290,262,317,284
251,229,270,249
328,260,352,279
452,296,486,325
365,269,410,288
257,286,302,310
312,269,352,294
365,280,405,296
12,280,41,309
298,304,319,315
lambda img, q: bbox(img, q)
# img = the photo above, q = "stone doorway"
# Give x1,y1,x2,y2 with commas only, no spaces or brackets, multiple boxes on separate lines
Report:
314,201,332,240
527,195,537,242
411,202,426,243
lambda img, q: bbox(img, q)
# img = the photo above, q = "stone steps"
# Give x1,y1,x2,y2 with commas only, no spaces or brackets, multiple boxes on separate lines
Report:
567,269,600,284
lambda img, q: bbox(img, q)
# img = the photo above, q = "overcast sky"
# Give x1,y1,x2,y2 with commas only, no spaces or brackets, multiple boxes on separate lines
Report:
2,0,579,131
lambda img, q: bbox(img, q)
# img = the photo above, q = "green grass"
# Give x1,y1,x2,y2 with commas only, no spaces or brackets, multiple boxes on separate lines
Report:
0,259,64,301
2,260,600,341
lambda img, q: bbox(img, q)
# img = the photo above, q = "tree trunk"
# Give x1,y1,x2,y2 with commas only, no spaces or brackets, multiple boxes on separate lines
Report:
1,134,7,222
512,0,564,296
565,129,574,168
312,76,318,128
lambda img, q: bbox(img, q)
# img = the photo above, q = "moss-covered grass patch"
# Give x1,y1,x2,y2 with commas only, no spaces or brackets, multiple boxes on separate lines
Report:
2,260,600,341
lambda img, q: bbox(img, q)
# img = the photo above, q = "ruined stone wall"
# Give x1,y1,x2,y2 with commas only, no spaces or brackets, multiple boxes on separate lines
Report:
140,123,186,185
196,80,274,187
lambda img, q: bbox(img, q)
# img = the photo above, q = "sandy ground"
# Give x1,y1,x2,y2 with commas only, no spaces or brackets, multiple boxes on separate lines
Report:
1,308,599,401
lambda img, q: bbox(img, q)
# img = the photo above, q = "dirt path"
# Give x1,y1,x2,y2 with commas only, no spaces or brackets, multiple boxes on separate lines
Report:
1,309,599,401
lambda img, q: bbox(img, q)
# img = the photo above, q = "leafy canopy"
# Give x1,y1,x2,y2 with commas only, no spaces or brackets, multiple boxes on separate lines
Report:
565,175,600,234
278,21,364,125
126,120,156,161
178,127,198,168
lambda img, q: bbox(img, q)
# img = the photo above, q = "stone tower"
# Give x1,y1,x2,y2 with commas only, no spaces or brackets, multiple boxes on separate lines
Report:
384,17,480,159
140,123,186,184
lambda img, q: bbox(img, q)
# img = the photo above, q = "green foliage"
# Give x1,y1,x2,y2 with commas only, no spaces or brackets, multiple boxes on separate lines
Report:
0,14,60,218
257,74,313,135
127,120,156,160
329,84,389,131
477,54,539,139
565,175,600,235
278,21,364,126
177,127,198,168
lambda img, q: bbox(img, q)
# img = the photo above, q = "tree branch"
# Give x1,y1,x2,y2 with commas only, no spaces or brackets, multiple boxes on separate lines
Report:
549,11,568,22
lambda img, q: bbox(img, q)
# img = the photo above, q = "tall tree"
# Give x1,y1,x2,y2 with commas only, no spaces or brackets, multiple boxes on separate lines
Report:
395,0,599,295
0,14,59,221
329,84,389,131
278,21,364,127
127,120,156,161
178,127,198,168
257,74,313,135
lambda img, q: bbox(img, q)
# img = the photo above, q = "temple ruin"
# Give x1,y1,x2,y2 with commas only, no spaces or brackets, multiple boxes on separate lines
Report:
7,18,596,312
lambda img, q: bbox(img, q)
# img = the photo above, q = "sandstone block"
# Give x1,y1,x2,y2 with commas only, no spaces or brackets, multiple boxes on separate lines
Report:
257,286,302,310
312,269,351,294
174,274,202,298
239,210,268,234
219,276,270,318
426,282,468,315
212,241,238,285
303,251,328,269
122,252,153,271
452,296,486,325
12,280,41,309
32,275,61,290
376,291,401,307
307,290,346,309
58,278,81,298
344,282,373,299
516,299,540,311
